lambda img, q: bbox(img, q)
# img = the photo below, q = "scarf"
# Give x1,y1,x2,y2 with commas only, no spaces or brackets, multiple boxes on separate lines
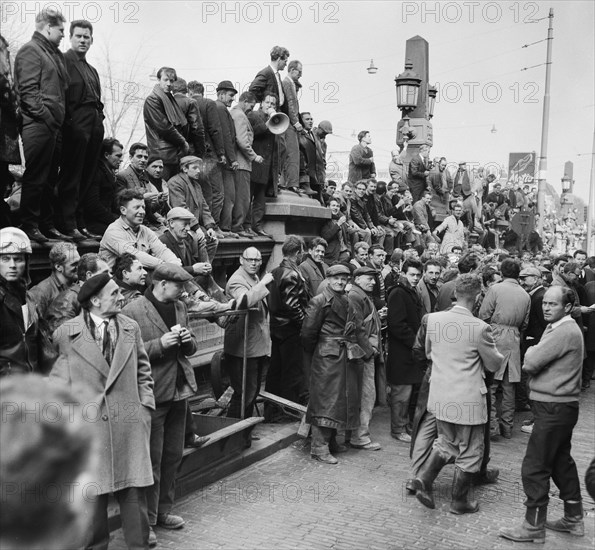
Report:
152,84,187,127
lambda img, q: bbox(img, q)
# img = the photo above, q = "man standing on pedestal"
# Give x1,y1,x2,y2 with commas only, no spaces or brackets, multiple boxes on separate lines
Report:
57,20,104,241
408,144,431,203
280,59,303,194
348,131,376,184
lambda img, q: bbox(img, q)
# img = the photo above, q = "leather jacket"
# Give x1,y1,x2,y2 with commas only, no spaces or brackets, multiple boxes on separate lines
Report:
268,258,308,334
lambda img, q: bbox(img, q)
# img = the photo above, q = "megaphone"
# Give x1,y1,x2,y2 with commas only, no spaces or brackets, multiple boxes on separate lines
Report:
266,112,290,135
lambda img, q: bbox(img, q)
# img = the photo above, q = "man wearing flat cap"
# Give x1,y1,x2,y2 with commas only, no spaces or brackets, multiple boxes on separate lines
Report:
51,273,155,549
302,263,361,464
214,80,240,237
122,263,199,543
346,266,383,451
167,156,220,254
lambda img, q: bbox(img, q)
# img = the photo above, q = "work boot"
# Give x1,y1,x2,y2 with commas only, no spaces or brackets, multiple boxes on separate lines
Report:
473,467,499,485
450,467,479,515
545,500,584,536
415,449,448,509
499,506,547,544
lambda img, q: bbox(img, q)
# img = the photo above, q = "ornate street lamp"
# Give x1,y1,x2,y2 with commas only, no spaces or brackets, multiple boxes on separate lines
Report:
427,84,437,119
394,59,422,111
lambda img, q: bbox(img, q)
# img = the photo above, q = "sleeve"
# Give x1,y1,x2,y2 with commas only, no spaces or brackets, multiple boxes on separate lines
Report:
148,230,182,265
197,186,216,229
217,105,237,163
477,324,505,373
166,177,187,209
206,100,225,157
279,272,307,325
179,306,198,356
282,78,300,125
320,220,340,241
300,297,325,353
248,70,267,103
347,293,374,358
249,111,269,137
523,328,567,375
478,287,496,323
134,323,155,410
143,94,186,147
186,99,206,157
226,277,269,308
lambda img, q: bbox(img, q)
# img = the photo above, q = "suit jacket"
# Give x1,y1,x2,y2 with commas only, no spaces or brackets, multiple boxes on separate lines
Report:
249,65,288,115
424,306,504,425
50,312,154,494
14,32,68,131
453,169,472,197
348,143,375,183
417,277,439,317
215,99,237,167
191,94,225,158
247,108,277,185
412,199,434,230
299,130,319,184
159,229,206,275
173,93,206,157
298,256,328,300
167,172,216,229
408,155,429,195
224,266,270,357
122,295,198,404
230,105,257,171
282,75,300,126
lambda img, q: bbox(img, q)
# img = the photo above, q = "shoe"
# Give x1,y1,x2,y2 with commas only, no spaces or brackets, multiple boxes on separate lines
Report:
581,382,590,391
244,228,259,238
500,426,512,439
185,434,210,448
473,467,499,485
521,423,534,435
350,441,381,451
545,500,584,536
499,507,547,543
300,183,318,196
311,453,338,465
516,403,532,412
23,227,49,243
221,231,240,239
490,430,501,441
148,526,157,547
156,513,185,529
233,230,253,239
392,432,412,443
329,443,349,454
254,228,271,237
64,229,87,242
79,228,102,240
406,478,421,494
450,467,480,515
415,450,448,509
288,186,303,196
213,228,226,239
43,228,73,241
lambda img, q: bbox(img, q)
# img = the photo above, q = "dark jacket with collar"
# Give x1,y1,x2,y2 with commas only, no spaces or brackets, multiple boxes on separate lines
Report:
14,32,68,131
214,99,237,167
268,258,309,334
249,65,289,115
190,94,225,159
387,277,424,385
173,93,206,157
63,48,103,119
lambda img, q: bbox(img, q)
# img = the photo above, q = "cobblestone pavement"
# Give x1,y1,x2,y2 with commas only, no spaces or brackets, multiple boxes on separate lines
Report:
112,390,595,549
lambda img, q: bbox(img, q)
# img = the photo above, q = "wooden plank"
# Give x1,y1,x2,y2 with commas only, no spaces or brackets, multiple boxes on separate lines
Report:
258,390,307,414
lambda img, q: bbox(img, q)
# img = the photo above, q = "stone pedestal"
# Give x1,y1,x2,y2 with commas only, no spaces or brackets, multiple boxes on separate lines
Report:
262,190,331,269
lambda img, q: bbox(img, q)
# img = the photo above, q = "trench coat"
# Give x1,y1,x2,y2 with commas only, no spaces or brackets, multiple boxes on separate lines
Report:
479,278,530,382
50,313,155,495
302,286,362,430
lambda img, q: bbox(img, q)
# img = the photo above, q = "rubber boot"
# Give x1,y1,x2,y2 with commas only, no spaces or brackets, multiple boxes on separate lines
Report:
415,450,448,509
499,506,547,544
545,500,584,536
450,467,480,515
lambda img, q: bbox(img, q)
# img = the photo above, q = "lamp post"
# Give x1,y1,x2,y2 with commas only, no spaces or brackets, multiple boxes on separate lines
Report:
427,84,437,119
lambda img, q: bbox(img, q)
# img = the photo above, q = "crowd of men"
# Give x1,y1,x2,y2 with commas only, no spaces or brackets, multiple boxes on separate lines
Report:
1,8,594,550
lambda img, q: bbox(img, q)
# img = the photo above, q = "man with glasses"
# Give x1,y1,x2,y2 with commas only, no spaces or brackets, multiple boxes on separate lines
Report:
224,247,273,423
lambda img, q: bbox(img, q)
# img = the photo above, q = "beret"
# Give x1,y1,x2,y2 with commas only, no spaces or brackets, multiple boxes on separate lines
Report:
167,207,195,221
353,266,377,277
519,267,542,278
152,263,193,283
327,264,350,277
78,273,111,303
146,154,163,167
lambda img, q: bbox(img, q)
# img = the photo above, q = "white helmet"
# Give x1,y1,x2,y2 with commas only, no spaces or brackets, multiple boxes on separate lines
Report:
0,227,33,255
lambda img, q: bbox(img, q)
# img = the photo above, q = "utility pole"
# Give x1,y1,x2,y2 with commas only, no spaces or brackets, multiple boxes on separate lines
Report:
536,8,554,232
587,130,595,255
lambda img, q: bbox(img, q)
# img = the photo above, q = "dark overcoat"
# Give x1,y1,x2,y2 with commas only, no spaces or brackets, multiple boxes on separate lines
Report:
302,286,361,430
386,278,423,385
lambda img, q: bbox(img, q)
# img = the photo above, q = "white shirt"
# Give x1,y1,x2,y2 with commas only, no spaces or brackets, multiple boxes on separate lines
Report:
89,312,107,341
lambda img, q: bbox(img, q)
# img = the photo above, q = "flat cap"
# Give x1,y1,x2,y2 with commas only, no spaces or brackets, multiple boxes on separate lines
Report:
216,80,238,93
327,264,350,277
153,263,193,283
179,155,202,167
519,266,542,278
78,273,111,303
167,207,195,221
353,266,377,277
318,120,333,134
147,154,163,166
